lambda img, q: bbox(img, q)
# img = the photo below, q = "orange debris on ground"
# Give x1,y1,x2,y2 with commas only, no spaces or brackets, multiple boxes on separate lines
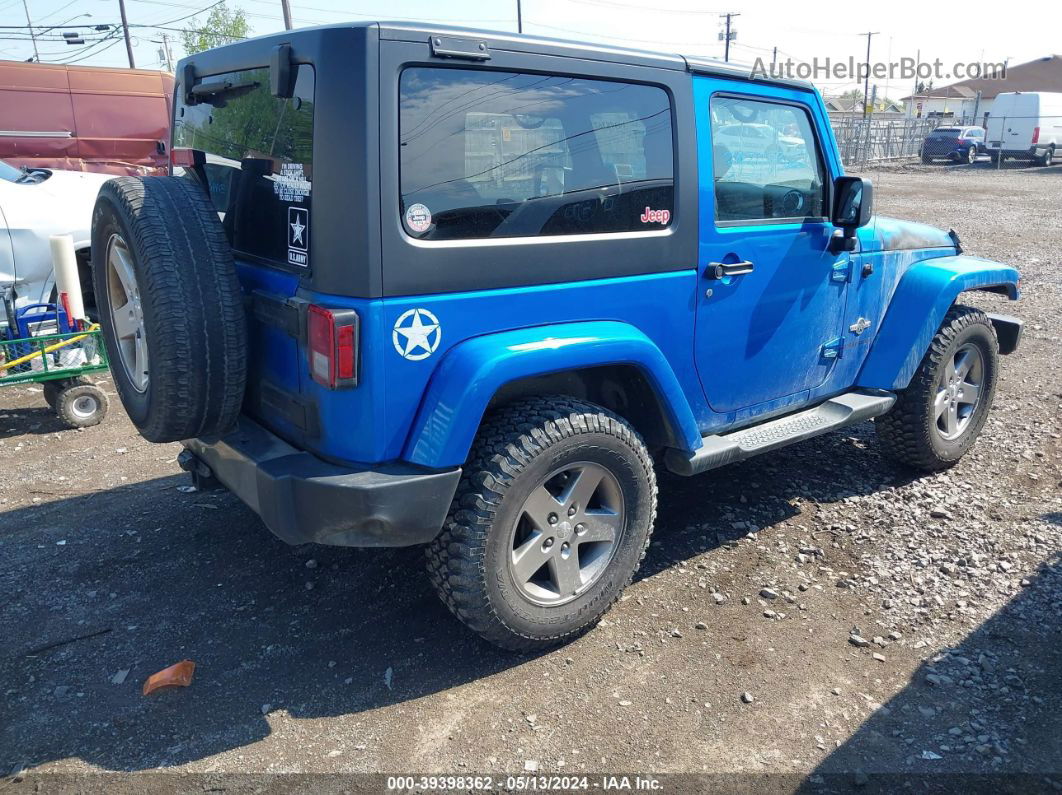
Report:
142,660,196,695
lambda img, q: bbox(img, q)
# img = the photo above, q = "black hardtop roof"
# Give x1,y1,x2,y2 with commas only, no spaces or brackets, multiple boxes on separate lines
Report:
181,19,815,92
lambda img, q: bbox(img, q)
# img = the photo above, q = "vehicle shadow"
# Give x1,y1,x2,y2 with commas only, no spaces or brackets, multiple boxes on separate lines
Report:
798,553,1062,791
0,405,71,438
0,422,920,772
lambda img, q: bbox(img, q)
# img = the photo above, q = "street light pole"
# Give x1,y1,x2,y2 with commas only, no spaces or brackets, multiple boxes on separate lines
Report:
118,0,135,68
21,0,40,62
516,0,523,33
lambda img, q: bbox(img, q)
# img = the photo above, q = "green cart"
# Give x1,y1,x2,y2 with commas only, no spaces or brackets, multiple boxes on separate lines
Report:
0,325,111,428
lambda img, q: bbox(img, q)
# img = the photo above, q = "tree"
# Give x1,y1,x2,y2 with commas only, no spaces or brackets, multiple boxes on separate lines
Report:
180,2,249,55
839,88,865,105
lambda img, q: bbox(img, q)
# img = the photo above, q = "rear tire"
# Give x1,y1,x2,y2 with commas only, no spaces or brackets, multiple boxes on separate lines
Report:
1039,145,1055,166
426,397,657,651
43,376,90,410
55,383,109,428
91,176,247,443
875,305,999,472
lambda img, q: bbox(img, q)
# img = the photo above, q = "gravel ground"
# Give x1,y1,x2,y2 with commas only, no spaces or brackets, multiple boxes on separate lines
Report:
1,163,1060,790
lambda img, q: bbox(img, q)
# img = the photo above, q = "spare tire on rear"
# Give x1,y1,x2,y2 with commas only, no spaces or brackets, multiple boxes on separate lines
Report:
91,176,247,443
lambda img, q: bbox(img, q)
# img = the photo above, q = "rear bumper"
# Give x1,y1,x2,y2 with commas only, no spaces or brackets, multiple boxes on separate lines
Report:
181,417,461,547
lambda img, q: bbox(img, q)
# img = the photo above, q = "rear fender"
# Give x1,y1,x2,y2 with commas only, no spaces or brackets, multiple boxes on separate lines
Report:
857,255,1019,390
403,320,702,469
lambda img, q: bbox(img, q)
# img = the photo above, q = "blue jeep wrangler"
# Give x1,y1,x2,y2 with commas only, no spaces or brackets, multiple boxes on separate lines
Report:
90,22,1021,650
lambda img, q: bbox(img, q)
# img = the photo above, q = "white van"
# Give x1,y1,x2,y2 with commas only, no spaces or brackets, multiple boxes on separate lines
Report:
985,92,1062,165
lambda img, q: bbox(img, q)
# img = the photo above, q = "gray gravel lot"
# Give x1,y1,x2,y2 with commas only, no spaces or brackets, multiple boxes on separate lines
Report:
1,162,1060,789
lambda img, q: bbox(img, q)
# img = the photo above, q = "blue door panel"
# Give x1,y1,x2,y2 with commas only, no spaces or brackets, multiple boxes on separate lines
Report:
692,76,850,415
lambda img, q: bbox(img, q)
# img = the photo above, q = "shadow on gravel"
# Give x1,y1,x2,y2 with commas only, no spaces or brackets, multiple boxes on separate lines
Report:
0,423,921,773
801,554,1062,792
0,406,71,439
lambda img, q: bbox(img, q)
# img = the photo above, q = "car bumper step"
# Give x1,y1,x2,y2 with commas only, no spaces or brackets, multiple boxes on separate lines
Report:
664,391,897,476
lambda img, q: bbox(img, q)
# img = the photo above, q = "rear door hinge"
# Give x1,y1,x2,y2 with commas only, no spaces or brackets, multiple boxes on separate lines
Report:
429,35,491,60
820,337,844,359
251,291,307,342
830,259,852,283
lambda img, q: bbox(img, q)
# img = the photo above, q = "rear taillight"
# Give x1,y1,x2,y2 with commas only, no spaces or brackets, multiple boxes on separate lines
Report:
307,305,359,388
1032,127,1040,144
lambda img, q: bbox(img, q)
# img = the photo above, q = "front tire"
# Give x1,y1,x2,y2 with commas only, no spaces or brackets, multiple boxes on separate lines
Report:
55,383,109,428
875,305,999,472
427,397,657,651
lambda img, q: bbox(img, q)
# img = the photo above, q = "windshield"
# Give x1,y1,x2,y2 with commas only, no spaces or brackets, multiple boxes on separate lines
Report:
0,160,25,182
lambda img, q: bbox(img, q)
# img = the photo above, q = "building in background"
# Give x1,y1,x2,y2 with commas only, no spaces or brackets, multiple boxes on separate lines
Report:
902,54,1062,125
0,60,173,176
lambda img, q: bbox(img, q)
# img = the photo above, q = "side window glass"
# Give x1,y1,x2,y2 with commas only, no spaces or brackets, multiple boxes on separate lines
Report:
709,95,826,224
399,68,674,241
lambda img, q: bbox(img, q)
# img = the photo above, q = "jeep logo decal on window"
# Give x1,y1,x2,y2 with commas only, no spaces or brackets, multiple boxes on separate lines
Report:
639,207,671,225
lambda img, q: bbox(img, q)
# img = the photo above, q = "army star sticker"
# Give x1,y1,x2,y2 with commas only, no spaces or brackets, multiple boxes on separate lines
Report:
289,215,306,245
392,308,441,361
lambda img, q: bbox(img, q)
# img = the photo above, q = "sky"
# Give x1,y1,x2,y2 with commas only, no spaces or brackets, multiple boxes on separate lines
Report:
1,0,1055,99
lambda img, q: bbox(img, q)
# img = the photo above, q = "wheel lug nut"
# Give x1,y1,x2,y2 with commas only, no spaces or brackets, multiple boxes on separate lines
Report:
567,505,577,517
575,523,586,535
548,513,558,525
543,537,554,550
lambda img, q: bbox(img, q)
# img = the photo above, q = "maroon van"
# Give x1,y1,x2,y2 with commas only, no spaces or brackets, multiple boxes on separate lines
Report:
0,60,173,176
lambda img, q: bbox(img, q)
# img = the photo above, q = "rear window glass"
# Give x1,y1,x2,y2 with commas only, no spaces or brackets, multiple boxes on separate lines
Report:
399,67,674,241
930,128,960,135
174,65,314,268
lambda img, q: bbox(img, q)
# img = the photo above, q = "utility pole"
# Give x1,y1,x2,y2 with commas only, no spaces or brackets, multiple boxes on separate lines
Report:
281,0,293,30
21,0,39,62
118,0,135,68
159,32,174,71
516,0,523,33
861,31,878,119
719,12,739,63
771,46,777,74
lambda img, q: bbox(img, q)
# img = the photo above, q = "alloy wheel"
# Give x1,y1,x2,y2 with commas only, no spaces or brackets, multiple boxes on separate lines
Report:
934,342,984,441
106,233,149,392
508,462,624,606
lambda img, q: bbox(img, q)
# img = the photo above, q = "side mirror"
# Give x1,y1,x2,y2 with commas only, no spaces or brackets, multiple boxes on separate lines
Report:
831,176,873,229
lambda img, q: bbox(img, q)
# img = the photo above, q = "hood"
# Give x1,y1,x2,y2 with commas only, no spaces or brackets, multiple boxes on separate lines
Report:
35,168,114,201
857,216,958,254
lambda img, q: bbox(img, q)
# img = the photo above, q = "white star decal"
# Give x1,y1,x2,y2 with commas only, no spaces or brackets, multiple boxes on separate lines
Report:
392,308,441,361
290,215,306,245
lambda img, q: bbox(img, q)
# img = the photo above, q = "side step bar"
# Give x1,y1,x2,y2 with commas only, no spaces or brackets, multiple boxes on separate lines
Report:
665,391,896,476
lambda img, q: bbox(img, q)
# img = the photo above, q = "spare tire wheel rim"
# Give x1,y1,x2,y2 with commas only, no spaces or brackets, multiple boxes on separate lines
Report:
935,342,984,441
106,233,149,392
71,395,99,420
508,462,624,607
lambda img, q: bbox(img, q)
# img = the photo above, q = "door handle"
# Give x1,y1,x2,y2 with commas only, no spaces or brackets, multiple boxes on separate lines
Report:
706,260,755,279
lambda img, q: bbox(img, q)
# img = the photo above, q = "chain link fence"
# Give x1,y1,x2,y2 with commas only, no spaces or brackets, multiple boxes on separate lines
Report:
831,114,1062,170
831,117,939,169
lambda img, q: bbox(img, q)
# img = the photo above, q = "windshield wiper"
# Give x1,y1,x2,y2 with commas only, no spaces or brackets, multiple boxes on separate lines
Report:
189,80,260,107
